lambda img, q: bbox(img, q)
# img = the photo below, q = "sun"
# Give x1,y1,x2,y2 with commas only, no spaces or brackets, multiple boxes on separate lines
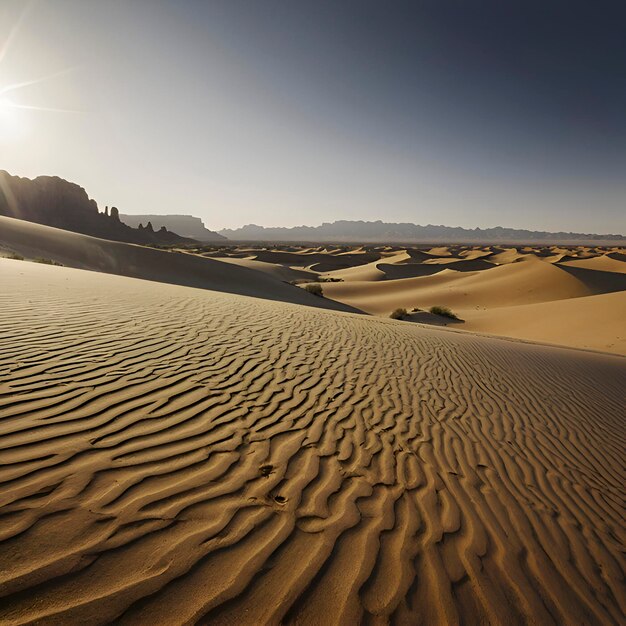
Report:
0,7,83,144
0,96,21,137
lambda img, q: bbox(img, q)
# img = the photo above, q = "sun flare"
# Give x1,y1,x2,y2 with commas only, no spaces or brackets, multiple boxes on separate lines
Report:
0,95,21,136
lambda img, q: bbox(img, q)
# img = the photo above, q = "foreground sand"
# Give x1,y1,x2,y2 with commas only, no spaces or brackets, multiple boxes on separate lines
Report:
1,259,625,625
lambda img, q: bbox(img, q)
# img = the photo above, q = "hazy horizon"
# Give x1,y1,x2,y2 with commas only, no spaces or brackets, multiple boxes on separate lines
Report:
1,1,625,233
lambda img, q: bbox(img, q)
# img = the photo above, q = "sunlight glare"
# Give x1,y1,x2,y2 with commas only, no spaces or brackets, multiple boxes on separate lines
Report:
0,96,22,138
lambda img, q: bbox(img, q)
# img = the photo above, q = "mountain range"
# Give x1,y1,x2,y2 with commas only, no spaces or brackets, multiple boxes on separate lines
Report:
219,221,625,243
2,171,623,246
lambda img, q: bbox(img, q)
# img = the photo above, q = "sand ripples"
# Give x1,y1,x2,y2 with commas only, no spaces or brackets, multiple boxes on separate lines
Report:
0,263,625,625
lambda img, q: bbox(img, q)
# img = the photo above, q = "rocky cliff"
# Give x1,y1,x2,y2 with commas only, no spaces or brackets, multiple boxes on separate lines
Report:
0,171,194,246
120,214,225,241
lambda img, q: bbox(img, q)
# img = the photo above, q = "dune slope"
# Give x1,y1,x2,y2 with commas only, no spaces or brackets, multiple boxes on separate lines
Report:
0,260,624,625
463,291,626,354
213,255,316,283
0,216,355,313
560,254,626,274
321,255,593,315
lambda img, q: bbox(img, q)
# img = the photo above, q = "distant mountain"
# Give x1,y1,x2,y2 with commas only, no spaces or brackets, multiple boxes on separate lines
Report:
220,220,625,244
0,171,194,246
120,214,225,241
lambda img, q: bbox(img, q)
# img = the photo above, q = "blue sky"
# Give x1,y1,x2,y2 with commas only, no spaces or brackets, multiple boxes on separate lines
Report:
1,0,624,233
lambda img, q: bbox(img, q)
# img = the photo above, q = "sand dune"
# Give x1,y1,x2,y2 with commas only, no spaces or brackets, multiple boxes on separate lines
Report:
0,259,624,624
555,264,626,295
402,249,436,262
322,255,593,314
6,219,619,354
463,291,626,354
319,253,626,353
322,251,493,282
320,252,411,282
422,258,496,272
217,248,385,275
488,249,529,264
377,263,446,280
323,261,387,282
425,246,453,256
251,249,381,271
458,248,494,260
561,254,626,274
0,216,355,313
214,256,316,283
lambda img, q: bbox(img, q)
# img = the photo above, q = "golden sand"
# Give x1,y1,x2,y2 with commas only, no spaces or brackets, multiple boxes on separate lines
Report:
0,259,624,624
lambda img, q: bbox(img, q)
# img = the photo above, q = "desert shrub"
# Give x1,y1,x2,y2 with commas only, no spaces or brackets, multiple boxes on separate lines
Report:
429,305,459,320
390,307,408,320
318,277,344,283
35,258,63,266
304,283,323,297
6,252,24,260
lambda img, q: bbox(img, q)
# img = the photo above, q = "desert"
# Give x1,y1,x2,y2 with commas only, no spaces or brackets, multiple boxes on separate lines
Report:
2,2,626,624
1,219,625,623
191,241,626,355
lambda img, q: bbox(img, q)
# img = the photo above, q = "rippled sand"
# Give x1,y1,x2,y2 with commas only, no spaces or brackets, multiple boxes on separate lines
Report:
1,260,624,624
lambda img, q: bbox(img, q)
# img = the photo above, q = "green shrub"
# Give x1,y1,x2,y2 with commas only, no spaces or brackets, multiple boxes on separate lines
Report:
35,258,63,266
429,305,459,320
390,307,408,320
304,283,323,297
318,277,344,283
6,252,24,260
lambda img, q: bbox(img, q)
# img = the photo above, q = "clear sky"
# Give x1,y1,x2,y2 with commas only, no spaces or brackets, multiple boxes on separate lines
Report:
1,0,625,233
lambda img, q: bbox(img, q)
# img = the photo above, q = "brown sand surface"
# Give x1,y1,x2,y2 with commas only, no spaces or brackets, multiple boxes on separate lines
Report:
0,216,356,313
318,253,626,353
1,259,625,624
325,261,387,282
462,291,626,354
422,258,496,271
321,256,594,312
424,246,453,256
488,248,530,264
560,254,626,274
458,249,494,260
251,249,382,271
213,256,316,283
323,252,411,282
376,263,447,280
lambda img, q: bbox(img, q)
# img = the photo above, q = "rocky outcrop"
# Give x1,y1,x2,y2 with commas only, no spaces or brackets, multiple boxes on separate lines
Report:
120,214,226,241
0,171,195,246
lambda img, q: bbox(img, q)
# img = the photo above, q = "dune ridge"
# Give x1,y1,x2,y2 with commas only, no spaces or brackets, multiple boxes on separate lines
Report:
461,291,626,354
0,216,355,313
321,257,592,312
0,260,624,625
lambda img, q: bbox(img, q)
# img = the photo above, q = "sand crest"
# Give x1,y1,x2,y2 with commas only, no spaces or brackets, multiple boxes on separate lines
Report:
0,216,356,313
